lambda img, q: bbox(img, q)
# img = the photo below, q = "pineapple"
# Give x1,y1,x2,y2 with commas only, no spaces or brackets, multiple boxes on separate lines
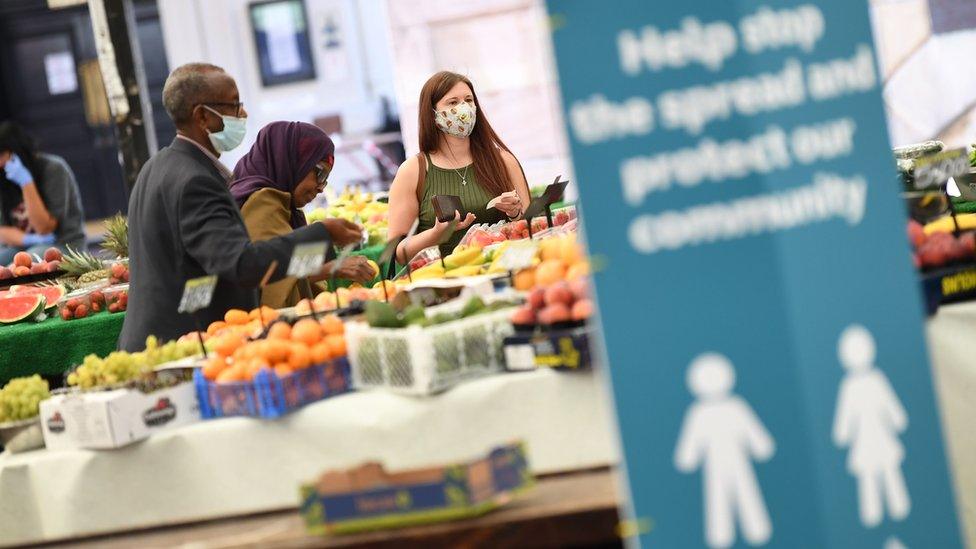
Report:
101,214,128,259
61,246,106,279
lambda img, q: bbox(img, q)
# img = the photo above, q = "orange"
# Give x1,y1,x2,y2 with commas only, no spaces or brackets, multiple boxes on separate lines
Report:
247,357,271,380
267,321,292,341
513,268,535,291
324,334,347,358
291,318,323,346
310,342,332,364
267,340,292,363
212,334,244,357
274,364,294,378
202,356,226,380
224,309,249,326
249,306,279,322
534,260,567,287
320,315,344,336
288,343,311,369
539,238,562,262
207,321,227,336
216,364,245,383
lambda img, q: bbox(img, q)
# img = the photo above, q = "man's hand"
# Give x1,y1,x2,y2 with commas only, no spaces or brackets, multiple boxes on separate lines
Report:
0,227,25,247
321,218,364,247
323,256,375,283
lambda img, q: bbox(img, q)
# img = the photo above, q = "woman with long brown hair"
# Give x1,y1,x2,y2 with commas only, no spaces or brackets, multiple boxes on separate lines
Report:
388,71,531,261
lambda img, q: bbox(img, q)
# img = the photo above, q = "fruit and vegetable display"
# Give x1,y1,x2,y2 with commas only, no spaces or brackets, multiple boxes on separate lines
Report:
0,284,63,324
66,336,201,389
104,284,129,313
0,375,50,423
509,236,592,327
460,208,577,249
307,188,388,246
908,219,976,270
201,315,347,383
0,248,63,280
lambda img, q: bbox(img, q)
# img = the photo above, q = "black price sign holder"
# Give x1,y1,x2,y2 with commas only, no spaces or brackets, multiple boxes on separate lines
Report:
522,176,569,239
178,275,218,358
257,260,279,328
436,219,459,270
914,149,971,236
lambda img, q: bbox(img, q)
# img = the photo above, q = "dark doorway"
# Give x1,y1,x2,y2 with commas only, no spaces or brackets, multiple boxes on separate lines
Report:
0,0,173,221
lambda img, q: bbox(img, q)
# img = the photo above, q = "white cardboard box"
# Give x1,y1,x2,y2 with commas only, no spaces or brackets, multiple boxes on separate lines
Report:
39,381,200,451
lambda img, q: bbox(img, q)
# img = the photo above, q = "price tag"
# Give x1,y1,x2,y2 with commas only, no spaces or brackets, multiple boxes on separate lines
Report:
288,241,328,278
178,275,218,314
499,240,539,271
504,344,537,371
914,148,968,190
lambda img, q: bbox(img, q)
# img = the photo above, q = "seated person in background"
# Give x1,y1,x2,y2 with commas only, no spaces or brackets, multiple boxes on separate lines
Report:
387,71,531,264
230,121,375,308
120,63,363,351
0,121,85,266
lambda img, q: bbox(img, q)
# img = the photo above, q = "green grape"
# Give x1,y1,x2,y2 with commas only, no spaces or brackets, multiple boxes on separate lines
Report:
0,375,50,422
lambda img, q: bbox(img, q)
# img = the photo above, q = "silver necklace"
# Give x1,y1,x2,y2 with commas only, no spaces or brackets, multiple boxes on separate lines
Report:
443,143,469,185
453,164,469,185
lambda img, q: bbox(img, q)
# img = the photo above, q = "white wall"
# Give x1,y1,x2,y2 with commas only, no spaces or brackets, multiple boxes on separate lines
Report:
157,0,398,187
383,0,576,198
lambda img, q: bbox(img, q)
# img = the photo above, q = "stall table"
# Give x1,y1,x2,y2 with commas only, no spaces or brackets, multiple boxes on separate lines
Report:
0,311,125,385
52,468,621,548
0,369,618,547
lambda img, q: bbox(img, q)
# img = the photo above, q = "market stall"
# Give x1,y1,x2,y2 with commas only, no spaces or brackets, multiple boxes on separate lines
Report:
0,312,124,384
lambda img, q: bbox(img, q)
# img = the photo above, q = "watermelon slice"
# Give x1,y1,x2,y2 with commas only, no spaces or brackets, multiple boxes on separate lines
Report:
8,285,64,310
0,294,46,324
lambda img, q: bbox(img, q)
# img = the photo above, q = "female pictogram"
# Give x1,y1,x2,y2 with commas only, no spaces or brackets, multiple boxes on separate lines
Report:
833,324,911,528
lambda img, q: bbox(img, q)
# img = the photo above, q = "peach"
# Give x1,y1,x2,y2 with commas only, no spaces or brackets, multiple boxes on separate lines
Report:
511,306,536,325
538,303,571,325
571,299,594,321
527,287,546,310
544,282,574,307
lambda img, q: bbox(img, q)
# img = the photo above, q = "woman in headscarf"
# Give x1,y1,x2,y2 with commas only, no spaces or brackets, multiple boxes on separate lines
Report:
231,121,375,308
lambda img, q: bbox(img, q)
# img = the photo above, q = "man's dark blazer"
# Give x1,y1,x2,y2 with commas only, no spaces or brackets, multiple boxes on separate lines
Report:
119,137,331,351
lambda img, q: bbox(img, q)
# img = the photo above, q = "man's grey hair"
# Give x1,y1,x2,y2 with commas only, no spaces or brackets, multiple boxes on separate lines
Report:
162,63,226,126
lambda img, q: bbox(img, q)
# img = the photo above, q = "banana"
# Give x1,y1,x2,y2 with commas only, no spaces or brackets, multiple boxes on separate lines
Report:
444,246,485,270
445,265,485,278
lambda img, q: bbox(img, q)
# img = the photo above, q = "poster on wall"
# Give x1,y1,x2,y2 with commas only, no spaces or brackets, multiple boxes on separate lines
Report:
545,1,963,548
249,0,316,86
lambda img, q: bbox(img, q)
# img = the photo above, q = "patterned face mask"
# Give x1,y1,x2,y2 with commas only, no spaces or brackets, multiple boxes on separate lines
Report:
433,101,477,138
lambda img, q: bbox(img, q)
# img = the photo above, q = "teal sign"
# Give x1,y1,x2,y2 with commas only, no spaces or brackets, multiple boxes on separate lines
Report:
546,1,962,547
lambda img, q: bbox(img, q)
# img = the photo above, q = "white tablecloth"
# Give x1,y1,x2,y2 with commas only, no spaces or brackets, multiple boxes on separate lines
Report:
0,369,619,547
926,302,976,547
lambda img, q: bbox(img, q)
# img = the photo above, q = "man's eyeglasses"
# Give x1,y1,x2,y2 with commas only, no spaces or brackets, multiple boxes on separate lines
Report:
314,162,330,187
201,102,245,117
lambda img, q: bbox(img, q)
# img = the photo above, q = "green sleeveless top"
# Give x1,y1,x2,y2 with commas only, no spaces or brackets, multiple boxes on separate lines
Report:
417,153,505,251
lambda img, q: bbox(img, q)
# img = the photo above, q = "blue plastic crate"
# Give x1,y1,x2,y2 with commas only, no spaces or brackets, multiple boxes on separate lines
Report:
194,357,351,419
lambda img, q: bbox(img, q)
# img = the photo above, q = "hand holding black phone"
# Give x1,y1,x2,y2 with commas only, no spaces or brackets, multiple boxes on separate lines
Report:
432,195,465,223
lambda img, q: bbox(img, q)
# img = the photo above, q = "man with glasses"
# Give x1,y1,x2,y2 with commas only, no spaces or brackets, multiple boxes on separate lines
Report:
119,63,361,351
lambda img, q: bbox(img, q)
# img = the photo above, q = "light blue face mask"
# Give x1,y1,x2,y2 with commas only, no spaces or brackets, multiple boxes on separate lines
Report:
202,105,247,152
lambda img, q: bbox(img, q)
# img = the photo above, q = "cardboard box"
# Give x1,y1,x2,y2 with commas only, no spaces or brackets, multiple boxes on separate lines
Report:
39,381,200,451
299,442,533,535
503,326,594,371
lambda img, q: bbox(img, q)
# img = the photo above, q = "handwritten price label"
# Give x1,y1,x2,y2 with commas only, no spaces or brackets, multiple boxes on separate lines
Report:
499,241,539,271
178,275,218,314
914,148,968,190
288,241,328,278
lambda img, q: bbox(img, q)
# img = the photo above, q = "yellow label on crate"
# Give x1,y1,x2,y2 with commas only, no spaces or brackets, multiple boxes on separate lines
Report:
942,269,976,296
534,337,581,369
